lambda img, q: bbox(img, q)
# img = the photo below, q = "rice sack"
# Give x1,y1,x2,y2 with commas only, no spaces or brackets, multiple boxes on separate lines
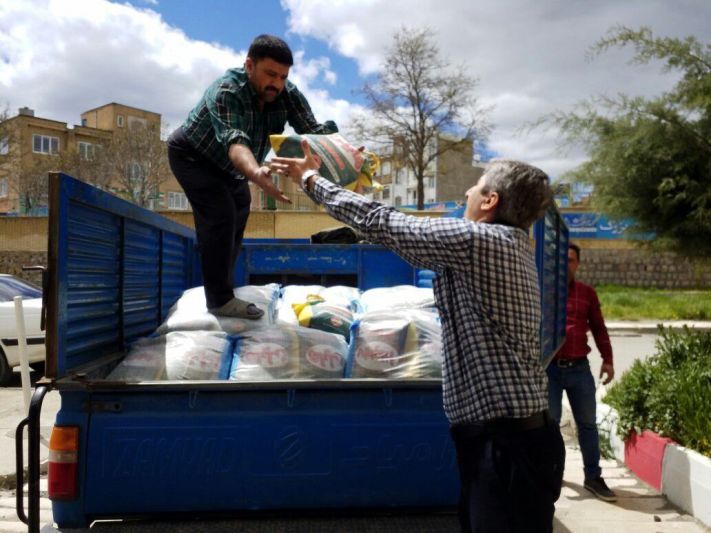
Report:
107,331,233,381
229,327,298,381
270,133,380,192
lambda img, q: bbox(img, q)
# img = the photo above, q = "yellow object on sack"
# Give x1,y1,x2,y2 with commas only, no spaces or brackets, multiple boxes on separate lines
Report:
270,133,382,192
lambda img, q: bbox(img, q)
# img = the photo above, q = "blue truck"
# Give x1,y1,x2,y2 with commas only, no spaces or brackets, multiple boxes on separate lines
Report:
16,173,568,531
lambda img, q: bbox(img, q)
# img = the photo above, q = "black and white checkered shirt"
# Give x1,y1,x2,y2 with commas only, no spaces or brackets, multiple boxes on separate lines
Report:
308,179,549,424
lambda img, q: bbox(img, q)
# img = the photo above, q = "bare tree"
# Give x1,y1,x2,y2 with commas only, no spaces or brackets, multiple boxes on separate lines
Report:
353,27,490,209
104,122,171,208
59,141,114,190
0,106,55,214
11,151,81,214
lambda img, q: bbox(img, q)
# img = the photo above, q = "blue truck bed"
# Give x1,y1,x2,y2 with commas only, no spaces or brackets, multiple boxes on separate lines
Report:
17,173,568,530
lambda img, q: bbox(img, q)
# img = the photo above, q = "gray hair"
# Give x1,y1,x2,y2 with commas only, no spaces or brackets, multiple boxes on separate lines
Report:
480,159,553,230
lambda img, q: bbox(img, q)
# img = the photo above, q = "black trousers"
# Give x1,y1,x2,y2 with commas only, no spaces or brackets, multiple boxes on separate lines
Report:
167,127,251,309
450,414,565,533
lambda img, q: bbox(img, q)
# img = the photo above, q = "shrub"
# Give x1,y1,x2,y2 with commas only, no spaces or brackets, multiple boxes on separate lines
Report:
604,326,711,457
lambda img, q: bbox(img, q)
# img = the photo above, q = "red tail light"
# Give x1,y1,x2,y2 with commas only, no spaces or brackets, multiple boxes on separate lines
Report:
48,426,79,500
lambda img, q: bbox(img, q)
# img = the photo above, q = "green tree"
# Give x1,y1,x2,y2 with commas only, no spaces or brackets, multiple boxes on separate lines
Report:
546,26,711,256
353,27,489,210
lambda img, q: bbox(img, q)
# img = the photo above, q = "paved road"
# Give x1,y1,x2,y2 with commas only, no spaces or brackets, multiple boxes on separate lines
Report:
588,329,657,384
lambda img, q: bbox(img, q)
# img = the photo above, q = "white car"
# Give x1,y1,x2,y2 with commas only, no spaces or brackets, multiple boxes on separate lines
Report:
0,274,45,386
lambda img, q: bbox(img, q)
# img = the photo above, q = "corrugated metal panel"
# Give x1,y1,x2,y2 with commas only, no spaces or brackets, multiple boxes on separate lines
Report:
161,232,191,320
123,220,161,344
64,202,121,372
49,173,197,378
535,207,569,368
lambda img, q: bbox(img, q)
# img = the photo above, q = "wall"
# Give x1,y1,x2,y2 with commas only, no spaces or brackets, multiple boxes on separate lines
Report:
573,240,711,289
2,215,710,288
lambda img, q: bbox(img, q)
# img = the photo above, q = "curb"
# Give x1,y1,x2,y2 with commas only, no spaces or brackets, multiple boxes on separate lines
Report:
595,403,711,528
624,430,674,491
606,321,711,333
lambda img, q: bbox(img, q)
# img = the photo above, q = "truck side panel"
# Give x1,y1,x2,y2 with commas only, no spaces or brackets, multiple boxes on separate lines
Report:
46,173,196,379
51,386,456,526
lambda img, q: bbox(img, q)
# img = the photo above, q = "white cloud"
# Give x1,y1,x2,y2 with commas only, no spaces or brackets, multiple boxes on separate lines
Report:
0,0,707,181
0,0,345,134
282,0,709,177
0,0,240,131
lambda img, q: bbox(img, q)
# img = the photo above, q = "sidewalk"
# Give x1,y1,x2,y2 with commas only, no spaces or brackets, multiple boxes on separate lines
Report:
555,423,708,532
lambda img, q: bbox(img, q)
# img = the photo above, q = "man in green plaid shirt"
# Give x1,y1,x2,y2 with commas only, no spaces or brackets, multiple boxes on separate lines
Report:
167,34,337,318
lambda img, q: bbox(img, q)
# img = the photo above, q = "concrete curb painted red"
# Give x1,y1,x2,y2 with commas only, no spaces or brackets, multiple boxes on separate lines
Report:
624,430,675,491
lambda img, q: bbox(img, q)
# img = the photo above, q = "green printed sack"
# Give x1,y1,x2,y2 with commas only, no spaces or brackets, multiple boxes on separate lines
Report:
270,133,380,192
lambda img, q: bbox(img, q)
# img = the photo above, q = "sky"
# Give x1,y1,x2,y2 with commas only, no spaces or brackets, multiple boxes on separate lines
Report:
1,0,708,179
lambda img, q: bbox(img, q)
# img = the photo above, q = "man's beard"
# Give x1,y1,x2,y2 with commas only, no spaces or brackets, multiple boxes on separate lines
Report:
260,87,280,102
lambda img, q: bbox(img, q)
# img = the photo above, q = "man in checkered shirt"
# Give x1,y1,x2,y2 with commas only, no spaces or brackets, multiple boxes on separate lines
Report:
272,141,566,533
167,35,337,319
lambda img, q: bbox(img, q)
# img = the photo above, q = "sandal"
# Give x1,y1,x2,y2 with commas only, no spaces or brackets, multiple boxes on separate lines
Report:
208,298,264,320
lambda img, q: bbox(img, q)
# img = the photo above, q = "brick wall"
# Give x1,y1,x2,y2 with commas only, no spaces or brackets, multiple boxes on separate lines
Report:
576,248,711,289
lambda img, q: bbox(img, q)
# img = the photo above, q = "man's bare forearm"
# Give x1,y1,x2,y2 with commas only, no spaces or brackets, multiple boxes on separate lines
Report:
228,143,262,180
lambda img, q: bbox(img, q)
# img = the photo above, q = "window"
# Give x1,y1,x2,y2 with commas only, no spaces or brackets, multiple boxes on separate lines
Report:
381,161,391,176
395,196,402,207
427,177,435,188
382,186,390,200
395,169,404,185
128,162,145,181
32,134,59,155
0,178,7,198
168,191,189,210
77,141,96,160
0,136,8,155
128,116,148,129
117,115,125,127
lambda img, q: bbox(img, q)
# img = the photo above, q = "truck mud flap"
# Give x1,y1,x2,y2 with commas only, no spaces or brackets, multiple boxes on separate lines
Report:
15,385,50,533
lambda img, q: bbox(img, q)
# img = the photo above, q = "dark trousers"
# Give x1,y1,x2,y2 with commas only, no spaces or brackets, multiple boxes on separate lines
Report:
167,127,251,309
450,415,565,533
547,359,601,480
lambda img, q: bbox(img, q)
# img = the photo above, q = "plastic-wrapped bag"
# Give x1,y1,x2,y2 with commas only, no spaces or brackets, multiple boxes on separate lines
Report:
278,284,360,329
228,326,348,381
405,309,443,378
295,327,348,379
347,309,443,379
229,327,298,381
292,295,355,341
277,285,325,325
270,133,380,192
346,312,411,378
359,285,435,313
107,331,233,381
158,284,279,334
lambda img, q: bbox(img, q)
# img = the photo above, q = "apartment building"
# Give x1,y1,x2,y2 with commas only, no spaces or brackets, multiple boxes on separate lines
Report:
0,103,188,214
370,135,486,209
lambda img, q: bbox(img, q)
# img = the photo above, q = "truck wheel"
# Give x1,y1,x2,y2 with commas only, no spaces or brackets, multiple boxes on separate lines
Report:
0,348,12,387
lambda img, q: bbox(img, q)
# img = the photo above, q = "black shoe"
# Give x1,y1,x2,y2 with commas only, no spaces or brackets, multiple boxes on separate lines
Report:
584,476,617,502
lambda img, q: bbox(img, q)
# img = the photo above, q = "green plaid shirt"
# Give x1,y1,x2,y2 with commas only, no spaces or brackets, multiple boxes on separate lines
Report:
182,67,337,176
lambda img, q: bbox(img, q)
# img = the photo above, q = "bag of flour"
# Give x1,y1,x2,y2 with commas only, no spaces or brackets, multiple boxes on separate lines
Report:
270,133,380,192
157,284,278,334
107,331,233,381
229,327,298,381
